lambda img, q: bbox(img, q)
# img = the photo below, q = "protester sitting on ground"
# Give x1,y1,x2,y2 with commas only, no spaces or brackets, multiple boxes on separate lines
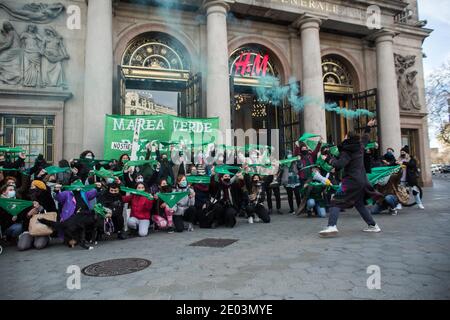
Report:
370,194,399,216
123,182,155,237
0,184,23,242
153,179,175,233
172,174,196,232
97,183,127,240
243,172,270,224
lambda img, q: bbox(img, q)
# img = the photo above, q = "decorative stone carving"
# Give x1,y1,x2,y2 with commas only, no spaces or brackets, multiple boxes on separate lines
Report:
0,21,69,89
0,2,65,24
394,53,421,111
0,22,21,84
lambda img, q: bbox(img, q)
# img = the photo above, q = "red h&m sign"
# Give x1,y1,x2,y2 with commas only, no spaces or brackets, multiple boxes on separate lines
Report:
233,52,269,77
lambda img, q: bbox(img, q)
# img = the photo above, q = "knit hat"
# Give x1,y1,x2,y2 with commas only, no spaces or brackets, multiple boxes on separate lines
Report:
31,180,46,190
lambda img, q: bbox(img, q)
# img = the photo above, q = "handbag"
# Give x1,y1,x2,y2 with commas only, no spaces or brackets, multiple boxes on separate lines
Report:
29,212,57,236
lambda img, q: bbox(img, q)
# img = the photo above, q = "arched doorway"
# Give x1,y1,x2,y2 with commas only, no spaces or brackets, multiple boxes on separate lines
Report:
322,55,357,144
117,31,201,118
229,44,297,156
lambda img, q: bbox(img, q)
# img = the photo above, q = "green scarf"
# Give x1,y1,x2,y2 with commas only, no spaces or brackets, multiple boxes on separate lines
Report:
187,175,211,184
43,166,71,175
120,186,154,200
0,198,33,216
90,167,123,179
316,157,333,172
156,191,190,208
0,146,25,153
93,203,108,218
279,158,299,166
62,180,97,192
298,133,320,142
124,160,159,168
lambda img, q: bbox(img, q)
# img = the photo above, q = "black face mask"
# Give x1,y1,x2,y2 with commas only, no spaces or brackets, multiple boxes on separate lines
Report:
301,150,308,155
161,186,171,193
223,178,231,184
29,189,40,201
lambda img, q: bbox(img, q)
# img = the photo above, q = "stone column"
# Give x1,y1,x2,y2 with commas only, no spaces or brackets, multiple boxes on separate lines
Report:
373,30,402,154
82,0,113,157
294,15,327,139
204,0,231,136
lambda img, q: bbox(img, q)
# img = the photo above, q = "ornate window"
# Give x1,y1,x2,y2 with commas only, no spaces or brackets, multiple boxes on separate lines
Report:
322,57,354,94
121,32,191,71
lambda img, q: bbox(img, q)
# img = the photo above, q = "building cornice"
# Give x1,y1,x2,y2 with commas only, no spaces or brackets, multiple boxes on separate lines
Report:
0,87,73,102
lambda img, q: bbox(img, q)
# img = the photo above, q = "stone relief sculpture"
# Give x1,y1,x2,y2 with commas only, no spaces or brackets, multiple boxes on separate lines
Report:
21,24,43,87
0,2,65,24
0,21,69,88
41,27,69,87
395,53,421,111
0,22,22,85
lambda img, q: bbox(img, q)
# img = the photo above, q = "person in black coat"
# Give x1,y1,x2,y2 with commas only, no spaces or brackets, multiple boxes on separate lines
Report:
97,183,127,239
319,119,383,237
382,148,397,166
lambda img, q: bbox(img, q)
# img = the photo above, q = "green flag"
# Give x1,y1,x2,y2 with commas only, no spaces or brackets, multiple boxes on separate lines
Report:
94,203,108,218
214,165,241,175
367,165,402,186
120,186,154,200
365,142,377,150
0,198,33,216
43,166,71,175
62,180,97,192
90,167,123,179
0,146,25,153
279,158,299,166
124,159,159,168
156,191,190,208
305,139,319,151
187,175,211,184
330,146,340,157
298,133,320,142
316,157,333,172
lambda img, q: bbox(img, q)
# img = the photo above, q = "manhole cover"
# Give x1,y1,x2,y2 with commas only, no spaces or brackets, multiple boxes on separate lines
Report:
189,238,238,248
82,258,151,277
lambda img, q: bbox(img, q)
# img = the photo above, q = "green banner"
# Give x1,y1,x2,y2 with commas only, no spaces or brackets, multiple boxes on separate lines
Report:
104,115,220,160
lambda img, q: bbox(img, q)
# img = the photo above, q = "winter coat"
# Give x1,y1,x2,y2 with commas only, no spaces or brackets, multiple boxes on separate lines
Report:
54,189,97,222
328,130,382,208
173,186,195,216
122,194,154,220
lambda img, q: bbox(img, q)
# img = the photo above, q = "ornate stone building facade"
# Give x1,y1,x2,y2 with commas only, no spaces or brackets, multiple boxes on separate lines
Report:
0,0,433,185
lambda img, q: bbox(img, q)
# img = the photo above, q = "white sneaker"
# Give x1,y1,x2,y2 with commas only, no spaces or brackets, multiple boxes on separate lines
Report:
319,225,339,237
396,204,403,210
254,216,261,223
248,217,254,224
418,204,425,210
363,224,381,233
390,208,398,216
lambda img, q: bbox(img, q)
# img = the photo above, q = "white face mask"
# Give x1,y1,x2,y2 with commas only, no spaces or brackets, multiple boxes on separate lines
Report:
136,178,144,183
85,154,93,159
7,190,16,198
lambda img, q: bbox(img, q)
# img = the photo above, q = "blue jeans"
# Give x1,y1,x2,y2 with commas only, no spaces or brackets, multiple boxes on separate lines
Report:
306,199,326,218
371,195,398,215
6,223,23,238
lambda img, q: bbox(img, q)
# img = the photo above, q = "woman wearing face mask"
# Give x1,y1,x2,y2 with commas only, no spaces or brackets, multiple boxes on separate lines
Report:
297,139,322,185
280,151,302,214
153,179,175,233
17,180,56,251
155,145,175,186
0,185,24,242
244,173,270,224
98,183,127,239
72,150,96,183
123,182,155,237
172,175,196,232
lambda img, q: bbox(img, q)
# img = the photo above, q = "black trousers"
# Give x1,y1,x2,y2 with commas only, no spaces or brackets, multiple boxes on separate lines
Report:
246,203,270,223
173,206,198,232
285,186,301,212
199,203,236,228
266,186,281,210
112,212,124,233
